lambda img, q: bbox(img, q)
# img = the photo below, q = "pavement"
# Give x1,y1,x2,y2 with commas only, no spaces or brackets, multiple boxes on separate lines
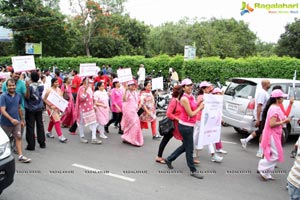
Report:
0,115,297,200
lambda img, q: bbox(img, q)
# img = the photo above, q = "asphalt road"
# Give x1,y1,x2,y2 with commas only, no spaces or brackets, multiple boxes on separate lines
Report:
0,115,297,200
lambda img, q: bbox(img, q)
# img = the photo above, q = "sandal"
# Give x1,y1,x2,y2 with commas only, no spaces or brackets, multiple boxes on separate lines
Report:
155,157,166,164
193,159,200,164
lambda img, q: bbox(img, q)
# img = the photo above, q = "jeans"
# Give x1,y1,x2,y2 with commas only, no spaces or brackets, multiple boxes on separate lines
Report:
25,109,45,148
157,133,173,157
288,181,300,200
167,124,196,173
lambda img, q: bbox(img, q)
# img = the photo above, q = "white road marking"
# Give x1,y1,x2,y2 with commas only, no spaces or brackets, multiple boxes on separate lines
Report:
72,163,136,182
221,140,237,145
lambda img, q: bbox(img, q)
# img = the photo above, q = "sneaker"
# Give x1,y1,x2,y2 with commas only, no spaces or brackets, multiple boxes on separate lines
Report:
256,151,263,158
240,138,247,150
99,133,108,139
104,126,109,133
46,132,54,139
216,149,228,154
40,143,46,149
211,154,223,163
59,136,68,143
165,159,174,169
190,172,204,179
80,137,88,143
91,139,102,144
152,135,162,140
18,155,31,163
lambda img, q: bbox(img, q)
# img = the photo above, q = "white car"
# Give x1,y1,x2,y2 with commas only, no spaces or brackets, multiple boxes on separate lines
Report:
0,127,15,195
222,77,300,143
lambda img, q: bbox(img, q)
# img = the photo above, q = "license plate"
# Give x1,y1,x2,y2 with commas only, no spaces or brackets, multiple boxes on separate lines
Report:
227,103,238,112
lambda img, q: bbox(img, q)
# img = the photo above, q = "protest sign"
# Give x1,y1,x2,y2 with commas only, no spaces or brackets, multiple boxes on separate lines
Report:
11,55,36,72
47,91,68,112
117,68,132,83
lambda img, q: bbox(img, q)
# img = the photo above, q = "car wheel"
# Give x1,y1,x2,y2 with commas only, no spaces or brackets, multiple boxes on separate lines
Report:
281,127,289,144
233,127,249,134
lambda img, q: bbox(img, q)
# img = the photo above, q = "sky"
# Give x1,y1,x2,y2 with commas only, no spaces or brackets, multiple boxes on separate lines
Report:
59,0,300,43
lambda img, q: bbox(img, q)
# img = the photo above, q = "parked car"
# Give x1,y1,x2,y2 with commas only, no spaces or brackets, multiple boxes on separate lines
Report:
0,127,15,195
222,77,300,143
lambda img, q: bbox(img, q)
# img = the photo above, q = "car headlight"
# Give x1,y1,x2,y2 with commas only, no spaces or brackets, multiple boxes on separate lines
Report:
0,141,11,160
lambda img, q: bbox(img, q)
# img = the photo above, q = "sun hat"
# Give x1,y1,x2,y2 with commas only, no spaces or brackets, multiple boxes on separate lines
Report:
181,78,193,86
127,80,135,86
199,81,212,88
271,89,288,98
212,88,222,94
112,78,119,83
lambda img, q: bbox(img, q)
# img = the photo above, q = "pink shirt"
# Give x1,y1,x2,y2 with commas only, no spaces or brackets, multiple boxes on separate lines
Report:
110,87,123,113
179,93,198,127
167,98,183,140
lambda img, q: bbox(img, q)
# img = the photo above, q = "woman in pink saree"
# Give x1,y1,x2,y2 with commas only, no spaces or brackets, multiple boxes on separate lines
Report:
257,89,291,180
61,77,76,129
121,80,143,146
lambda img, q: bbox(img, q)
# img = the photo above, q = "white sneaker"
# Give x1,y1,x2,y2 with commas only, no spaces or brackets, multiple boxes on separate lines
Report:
240,138,247,150
91,139,102,144
99,133,108,139
59,135,68,143
211,154,223,163
256,151,263,158
216,149,228,154
80,137,88,143
46,132,54,139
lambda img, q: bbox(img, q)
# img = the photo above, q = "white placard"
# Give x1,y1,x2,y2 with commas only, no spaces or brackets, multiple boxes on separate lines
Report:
198,94,223,147
117,68,132,83
79,63,99,77
151,77,164,90
47,91,68,112
11,55,36,72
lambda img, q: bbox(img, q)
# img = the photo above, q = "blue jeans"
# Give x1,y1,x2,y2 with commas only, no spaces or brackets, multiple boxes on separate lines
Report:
166,124,196,173
288,181,300,200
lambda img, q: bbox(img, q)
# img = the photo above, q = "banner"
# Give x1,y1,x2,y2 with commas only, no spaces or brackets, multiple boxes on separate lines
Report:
198,94,223,147
79,63,99,77
11,55,36,72
151,77,164,90
117,68,132,83
47,91,68,112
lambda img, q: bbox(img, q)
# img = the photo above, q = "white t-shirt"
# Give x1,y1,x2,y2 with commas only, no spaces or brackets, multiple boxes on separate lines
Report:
137,67,145,81
253,89,270,121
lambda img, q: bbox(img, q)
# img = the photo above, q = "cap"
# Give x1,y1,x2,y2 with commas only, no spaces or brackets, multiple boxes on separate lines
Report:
127,80,135,86
200,81,212,88
271,89,288,98
112,78,119,83
181,78,193,86
212,88,222,94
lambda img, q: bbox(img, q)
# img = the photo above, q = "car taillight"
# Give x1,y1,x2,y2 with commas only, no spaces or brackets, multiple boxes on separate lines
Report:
246,99,255,115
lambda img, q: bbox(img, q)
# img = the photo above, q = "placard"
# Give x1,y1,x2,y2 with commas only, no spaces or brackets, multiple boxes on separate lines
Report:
79,63,99,77
117,68,132,83
47,91,68,112
197,94,223,147
11,55,36,72
151,77,164,90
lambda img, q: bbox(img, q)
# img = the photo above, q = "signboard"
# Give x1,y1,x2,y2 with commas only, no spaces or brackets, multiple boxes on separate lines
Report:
184,45,196,60
117,68,132,83
196,94,223,148
25,42,42,55
11,55,36,72
79,63,99,77
47,91,68,112
151,77,164,90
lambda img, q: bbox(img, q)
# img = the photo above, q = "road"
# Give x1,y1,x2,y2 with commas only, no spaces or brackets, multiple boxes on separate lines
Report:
0,116,297,200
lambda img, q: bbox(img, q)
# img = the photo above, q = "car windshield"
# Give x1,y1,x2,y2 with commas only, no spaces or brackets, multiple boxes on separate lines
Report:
225,80,256,99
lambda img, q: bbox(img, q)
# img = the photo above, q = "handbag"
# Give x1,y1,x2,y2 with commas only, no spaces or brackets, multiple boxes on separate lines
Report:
137,107,144,116
158,100,177,136
63,92,70,101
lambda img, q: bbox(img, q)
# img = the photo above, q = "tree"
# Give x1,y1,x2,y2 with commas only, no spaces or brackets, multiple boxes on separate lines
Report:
276,18,300,58
0,0,71,56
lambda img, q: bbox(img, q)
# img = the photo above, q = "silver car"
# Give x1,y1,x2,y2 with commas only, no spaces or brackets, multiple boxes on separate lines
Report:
222,77,300,143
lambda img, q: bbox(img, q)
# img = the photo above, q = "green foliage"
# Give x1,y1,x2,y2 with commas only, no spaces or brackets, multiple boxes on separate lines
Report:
1,56,300,85
276,18,300,58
